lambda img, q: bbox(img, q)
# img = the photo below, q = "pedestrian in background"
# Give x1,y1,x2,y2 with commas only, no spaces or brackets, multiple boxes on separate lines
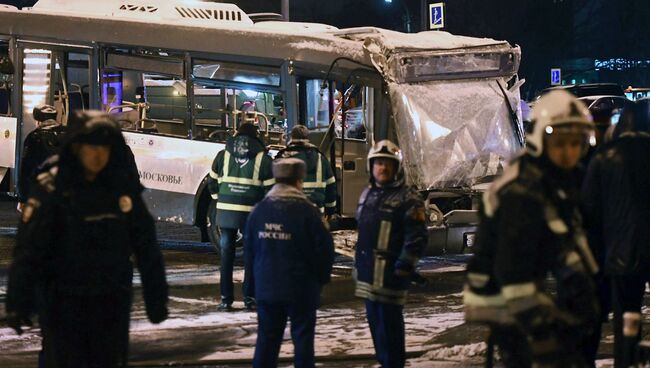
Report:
246,157,335,368
582,98,650,368
6,112,168,368
354,140,427,368
18,104,65,208
465,90,599,367
275,124,337,217
208,122,274,311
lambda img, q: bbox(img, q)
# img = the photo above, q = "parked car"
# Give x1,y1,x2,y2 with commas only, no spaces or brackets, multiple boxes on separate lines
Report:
542,83,626,98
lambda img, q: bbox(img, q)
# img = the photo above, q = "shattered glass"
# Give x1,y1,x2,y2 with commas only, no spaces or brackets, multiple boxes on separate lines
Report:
388,79,522,190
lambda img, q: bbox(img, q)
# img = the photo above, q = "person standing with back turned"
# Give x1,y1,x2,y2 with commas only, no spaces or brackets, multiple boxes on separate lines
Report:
208,122,274,311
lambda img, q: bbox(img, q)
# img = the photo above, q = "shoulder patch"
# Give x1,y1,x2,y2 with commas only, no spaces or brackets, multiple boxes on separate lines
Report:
119,195,133,213
21,198,41,223
36,170,57,193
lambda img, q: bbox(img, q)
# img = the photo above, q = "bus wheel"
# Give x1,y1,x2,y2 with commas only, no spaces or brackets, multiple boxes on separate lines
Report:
206,199,244,257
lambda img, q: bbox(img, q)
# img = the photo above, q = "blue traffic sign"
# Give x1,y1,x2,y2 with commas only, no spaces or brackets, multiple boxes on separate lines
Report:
429,3,445,30
551,68,561,85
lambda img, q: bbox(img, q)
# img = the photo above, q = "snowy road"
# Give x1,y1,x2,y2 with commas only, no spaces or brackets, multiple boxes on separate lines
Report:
0,199,627,367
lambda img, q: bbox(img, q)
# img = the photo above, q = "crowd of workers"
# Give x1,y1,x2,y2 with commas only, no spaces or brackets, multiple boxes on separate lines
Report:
2,88,650,368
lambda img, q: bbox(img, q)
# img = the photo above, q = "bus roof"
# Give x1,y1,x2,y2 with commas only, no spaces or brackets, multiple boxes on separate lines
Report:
0,0,517,79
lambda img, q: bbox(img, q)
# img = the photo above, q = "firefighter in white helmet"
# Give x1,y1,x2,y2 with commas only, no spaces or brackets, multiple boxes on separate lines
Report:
354,139,427,368
464,90,599,367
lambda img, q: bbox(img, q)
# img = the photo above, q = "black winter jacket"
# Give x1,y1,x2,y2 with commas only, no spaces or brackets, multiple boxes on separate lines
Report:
582,133,650,275
7,141,167,324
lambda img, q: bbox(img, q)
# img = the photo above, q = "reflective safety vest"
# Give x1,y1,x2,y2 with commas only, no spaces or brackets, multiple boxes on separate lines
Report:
276,144,337,214
208,138,274,229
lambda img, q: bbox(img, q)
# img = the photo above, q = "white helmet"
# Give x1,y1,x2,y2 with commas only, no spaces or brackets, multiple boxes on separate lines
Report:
367,139,401,171
527,89,594,157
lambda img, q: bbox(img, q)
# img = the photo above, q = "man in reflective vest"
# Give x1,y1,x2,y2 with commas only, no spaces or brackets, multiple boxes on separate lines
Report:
354,140,427,368
275,125,337,217
246,158,335,368
208,122,274,311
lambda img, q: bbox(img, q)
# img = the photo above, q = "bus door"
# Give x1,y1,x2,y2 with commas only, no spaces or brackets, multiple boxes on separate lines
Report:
0,38,15,190
298,77,375,217
13,41,93,192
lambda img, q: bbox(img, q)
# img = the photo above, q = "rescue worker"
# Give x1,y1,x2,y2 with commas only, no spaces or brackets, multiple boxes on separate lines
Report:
208,122,274,311
464,89,600,367
5,112,168,368
582,98,650,368
18,104,65,205
275,125,337,216
245,158,335,368
354,140,427,368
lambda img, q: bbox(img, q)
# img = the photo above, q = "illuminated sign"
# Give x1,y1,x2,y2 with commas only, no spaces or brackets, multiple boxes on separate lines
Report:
551,68,561,85
429,2,445,30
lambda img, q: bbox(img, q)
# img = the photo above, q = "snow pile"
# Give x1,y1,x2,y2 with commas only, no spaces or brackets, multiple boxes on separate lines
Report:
423,342,488,360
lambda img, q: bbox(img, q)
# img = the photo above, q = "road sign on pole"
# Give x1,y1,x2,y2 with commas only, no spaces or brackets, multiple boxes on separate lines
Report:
429,2,445,30
551,68,562,85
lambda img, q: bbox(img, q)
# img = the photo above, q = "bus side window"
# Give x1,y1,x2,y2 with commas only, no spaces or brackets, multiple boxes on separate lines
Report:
0,45,12,116
300,79,370,142
102,70,188,137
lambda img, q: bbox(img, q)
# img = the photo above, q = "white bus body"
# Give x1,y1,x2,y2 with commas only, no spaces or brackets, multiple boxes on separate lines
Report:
0,0,523,254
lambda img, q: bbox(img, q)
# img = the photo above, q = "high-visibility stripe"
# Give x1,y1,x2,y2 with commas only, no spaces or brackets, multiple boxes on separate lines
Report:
209,170,219,180
303,181,327,189
501,282,536,300
466,272,490,288
220,176,262,186
211,193,218,199
220,151,267,187
223,151,231,177
252,151,264,181
463,287,506,307
325,176,336,185
216,202,254,212
325,201,336,208
316,154,322,183
377,220,391,251
263,178,276,186
373,257,386,287
356,280,409,297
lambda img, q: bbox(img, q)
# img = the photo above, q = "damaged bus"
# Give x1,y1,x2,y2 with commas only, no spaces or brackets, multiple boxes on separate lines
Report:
0,0,524,255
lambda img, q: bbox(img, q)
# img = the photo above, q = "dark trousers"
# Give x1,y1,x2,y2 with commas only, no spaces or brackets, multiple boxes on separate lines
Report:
490,325,531,368
612,274,650,368
220,227,253,304
365,299,405,368
41,293,131,368
253,302,317,368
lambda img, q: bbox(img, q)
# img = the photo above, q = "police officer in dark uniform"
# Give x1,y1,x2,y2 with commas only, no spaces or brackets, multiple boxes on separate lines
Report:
19,104,65,205
354,140,427,368
208,122,274,311
464,90,600,367
6,113,168,368
275,125,337,216
245,158,335,368
582,98,650,368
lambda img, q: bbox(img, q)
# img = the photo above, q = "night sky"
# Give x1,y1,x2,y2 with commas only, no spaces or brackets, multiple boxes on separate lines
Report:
3,0,650,96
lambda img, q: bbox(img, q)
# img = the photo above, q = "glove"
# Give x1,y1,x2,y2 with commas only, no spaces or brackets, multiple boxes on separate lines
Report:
6,312,32,335
145,303,168,324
